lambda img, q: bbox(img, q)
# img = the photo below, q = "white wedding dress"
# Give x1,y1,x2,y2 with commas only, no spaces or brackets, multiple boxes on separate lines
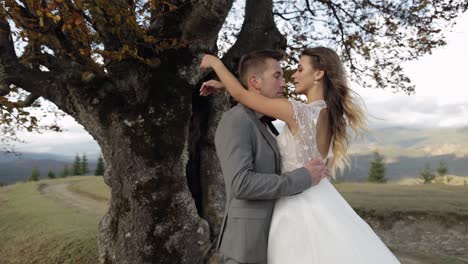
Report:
267,99,400,264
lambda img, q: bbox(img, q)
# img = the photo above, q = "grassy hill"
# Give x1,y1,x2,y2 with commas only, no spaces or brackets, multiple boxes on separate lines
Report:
335,182,468,215
1,176,468,263
0,176,109,264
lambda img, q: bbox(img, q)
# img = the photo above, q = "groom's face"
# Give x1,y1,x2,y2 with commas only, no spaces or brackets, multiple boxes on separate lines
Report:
255,58,286,98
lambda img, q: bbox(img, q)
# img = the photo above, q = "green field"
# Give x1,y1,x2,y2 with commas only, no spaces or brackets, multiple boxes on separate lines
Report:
1,176,467,263
335,182,468,215
0,176,109,264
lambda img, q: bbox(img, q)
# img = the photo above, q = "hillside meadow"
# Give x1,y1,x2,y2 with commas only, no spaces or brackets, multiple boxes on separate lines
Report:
0,176,467,264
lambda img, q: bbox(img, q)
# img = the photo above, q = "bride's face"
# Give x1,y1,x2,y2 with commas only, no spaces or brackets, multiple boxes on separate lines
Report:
292,55,318,95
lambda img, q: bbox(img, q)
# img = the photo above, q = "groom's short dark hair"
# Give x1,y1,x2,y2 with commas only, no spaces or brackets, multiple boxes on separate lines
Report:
238,50,286,88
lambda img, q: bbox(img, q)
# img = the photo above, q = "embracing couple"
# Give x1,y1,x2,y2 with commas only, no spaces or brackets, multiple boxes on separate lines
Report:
199,48,400,264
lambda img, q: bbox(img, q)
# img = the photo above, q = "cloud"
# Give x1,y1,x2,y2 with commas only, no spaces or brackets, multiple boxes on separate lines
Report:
361,93,468,128
13,115,101,157
353,12,468,129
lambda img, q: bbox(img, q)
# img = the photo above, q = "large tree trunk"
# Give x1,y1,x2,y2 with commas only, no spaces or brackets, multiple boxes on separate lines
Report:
97,122,211,263
62,55,213,263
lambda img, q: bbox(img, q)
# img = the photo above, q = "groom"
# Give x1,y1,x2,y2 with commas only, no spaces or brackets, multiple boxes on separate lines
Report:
210,50,329,264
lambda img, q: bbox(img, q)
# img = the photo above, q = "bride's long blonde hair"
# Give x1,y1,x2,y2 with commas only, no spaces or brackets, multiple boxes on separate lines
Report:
302,47,367,174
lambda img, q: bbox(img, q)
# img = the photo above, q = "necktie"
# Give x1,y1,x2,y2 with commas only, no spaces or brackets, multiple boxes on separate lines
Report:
260,116,279,136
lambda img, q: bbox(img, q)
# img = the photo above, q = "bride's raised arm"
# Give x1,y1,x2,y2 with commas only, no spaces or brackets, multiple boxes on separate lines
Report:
200,54,296,127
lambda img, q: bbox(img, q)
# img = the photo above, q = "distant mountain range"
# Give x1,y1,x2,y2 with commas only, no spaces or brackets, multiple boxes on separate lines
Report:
339,126,468,181
1,126,467,185
0,152,100,184
350,126,468,158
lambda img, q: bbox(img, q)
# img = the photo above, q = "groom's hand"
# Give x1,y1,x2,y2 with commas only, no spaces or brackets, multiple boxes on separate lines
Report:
304,158,329,186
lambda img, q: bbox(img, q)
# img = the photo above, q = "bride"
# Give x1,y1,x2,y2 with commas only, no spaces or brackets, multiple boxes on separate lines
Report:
200,47,400,263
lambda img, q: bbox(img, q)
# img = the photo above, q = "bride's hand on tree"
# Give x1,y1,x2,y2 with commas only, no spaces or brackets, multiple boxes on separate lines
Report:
199,54,222,70
199,80,225,96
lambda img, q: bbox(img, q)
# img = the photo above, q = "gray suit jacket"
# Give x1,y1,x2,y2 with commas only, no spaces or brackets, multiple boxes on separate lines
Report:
215,104,312,263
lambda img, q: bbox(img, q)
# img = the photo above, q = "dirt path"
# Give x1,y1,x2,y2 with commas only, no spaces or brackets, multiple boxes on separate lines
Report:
38,182,108,217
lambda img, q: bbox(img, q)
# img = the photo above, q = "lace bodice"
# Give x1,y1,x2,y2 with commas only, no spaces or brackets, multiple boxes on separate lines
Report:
277,99,333,172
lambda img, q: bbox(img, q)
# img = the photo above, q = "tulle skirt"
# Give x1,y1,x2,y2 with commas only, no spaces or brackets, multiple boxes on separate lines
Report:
267,178,400,264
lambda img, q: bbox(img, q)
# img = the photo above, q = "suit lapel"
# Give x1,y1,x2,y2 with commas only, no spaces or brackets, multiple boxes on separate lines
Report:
239,104,281,172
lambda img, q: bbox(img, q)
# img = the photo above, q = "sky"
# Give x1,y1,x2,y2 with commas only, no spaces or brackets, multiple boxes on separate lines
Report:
5,10,468,156
355,12,468,128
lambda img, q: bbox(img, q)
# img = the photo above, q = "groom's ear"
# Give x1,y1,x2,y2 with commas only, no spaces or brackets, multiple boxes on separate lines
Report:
248,75,262,92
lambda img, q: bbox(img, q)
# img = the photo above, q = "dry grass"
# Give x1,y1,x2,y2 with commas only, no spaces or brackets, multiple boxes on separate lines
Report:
0,177,108,264
1,176,467,263
334,182,468,216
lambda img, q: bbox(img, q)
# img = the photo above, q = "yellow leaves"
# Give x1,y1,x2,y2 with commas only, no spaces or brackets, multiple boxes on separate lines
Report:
74,17,84,26
157,38,180,50
46,13,61,23
61,12,86,32
82,71,95,82
36,4,62,27
79,48,90,56
35,9,45,27
47,2,58,10
99,45,138,62
362,46,371,59
114,14,122,24
98,44,161,67
121,44,139,58
62,23,72,31
143,35,157,44
72,11,84,25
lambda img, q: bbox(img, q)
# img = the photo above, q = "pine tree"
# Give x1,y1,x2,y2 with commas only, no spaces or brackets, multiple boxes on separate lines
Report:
436,161,448,176
368,151,387,183
29,167,40,181
47,169,56,179
420,163,436,184
72,154,82,176
95,156,105,176
60,165,69,178
81,154,90,175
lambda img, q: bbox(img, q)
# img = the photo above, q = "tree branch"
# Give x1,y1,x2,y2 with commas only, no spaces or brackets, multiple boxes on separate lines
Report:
17,93,40,107
320,0,356,71
222,0,287,70
180,0,235,50
0,84,10,96
1,15,90,113
330,1,384,37
305,0,316,16
273,11,302,21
